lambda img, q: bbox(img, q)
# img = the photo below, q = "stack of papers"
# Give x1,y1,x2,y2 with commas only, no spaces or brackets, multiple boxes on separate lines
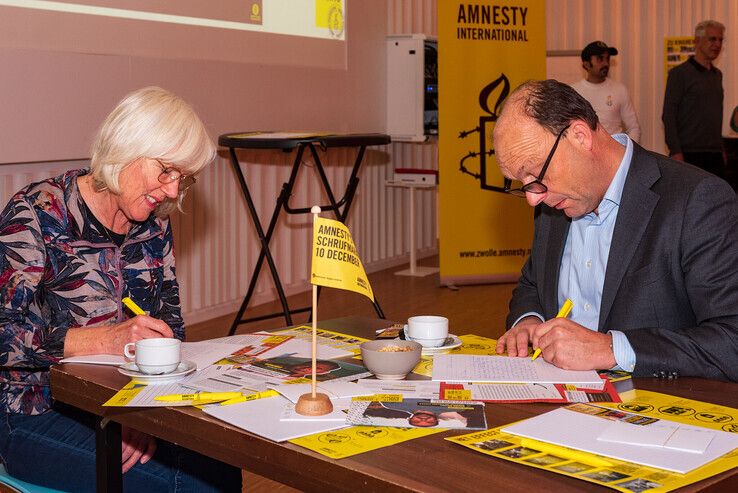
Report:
501,404,738,473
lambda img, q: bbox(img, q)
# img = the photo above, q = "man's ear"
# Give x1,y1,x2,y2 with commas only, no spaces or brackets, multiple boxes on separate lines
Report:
568,120,594,151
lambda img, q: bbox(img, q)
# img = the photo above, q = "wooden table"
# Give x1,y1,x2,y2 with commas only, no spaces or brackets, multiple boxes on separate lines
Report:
51,317,738,492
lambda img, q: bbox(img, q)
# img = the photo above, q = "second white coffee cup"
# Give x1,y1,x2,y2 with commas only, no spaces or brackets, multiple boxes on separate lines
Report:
123,338,181,375
404,315,449,347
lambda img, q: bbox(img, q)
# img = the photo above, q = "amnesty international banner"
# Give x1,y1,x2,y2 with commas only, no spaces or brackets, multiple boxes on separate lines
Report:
438,2,546,285
311,216,374,301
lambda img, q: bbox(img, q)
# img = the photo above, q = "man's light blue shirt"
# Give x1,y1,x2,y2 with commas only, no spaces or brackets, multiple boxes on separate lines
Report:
558,133,636,371
514,133,636,372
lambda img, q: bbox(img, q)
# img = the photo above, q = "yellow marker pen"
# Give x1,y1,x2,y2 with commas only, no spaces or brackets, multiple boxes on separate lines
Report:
519,438,613,468
219,390,280,406
122,297,146,316
155,392,242,402
531,298,574,361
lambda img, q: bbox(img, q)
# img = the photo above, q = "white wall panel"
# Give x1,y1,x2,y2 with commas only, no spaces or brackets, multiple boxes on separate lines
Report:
547,0,738,154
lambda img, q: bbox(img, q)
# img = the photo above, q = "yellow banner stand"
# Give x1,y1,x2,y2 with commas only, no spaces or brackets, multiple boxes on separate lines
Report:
438,2,546,285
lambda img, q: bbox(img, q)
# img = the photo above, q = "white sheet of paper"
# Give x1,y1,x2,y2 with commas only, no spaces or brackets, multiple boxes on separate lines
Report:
354,379,441,399
503,407,737,473
60,354,126,365
279,397,352,422
183,366,273,393
598,420,676,447
203,394,347,442
269,381,372,403
431,354,603,387
181,341,245,370
597,419,716,454
665,428,715,454
456,382,566,401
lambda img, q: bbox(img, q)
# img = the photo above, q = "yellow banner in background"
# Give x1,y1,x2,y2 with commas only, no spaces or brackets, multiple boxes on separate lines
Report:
311,216,374,301
438,1,546,285
664,36,693,83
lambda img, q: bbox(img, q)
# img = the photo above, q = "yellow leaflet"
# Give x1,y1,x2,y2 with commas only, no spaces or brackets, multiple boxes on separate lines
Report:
444,389,472,401
448,423,738,493
263,336,291,344
412,357,434,377
290,426,442,460
352,394,403,402
272,325,369,344
453,334,500,355
598,389,738,433
102,380,147,407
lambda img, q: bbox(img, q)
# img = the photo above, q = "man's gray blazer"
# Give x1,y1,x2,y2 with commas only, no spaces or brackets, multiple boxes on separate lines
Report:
507,143,738,381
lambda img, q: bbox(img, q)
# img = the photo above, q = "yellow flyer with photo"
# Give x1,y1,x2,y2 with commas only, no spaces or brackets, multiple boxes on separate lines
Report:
290,426,442,460
448,423,738,492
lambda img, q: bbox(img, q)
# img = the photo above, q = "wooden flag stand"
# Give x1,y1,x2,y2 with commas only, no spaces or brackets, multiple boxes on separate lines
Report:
295,206,334,416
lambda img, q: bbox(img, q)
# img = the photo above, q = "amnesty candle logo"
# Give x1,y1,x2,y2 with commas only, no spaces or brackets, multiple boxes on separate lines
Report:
311,216,374,302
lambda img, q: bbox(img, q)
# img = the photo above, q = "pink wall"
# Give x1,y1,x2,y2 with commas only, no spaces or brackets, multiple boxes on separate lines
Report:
0,1,444,326
0,0,386,164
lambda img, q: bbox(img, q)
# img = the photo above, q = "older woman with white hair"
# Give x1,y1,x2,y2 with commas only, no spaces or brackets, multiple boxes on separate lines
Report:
0,87,241,491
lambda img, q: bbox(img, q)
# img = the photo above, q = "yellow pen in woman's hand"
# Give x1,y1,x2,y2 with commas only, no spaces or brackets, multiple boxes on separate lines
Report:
531,298,574,361
122,297,146,316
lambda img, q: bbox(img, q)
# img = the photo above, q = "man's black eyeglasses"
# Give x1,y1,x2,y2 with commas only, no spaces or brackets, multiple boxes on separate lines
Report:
503,124,570,197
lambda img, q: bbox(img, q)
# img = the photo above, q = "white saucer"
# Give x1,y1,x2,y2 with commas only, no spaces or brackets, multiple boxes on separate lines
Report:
118,360,196,384
418,335,463,355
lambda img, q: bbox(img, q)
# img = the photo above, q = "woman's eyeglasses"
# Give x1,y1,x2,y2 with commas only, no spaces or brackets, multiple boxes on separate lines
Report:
155,160,196,192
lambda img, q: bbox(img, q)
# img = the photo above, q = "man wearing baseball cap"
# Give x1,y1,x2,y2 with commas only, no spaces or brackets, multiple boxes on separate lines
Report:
571,41,641,142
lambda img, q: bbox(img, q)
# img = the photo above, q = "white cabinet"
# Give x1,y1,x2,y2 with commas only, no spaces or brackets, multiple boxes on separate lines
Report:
386,34,437,142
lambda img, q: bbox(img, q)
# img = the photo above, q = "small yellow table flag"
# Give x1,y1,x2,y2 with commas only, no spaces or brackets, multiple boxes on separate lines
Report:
311,215,374,302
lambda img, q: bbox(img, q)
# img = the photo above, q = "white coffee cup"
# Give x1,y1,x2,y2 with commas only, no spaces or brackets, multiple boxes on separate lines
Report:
123,338,181,375
404,315,449,348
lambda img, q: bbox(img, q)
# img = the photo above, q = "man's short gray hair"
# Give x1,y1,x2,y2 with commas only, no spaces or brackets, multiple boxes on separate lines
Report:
89,86,216,216
695,20,725,38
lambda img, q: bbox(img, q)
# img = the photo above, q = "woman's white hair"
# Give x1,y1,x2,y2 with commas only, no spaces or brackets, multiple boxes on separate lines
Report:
89,86,216,216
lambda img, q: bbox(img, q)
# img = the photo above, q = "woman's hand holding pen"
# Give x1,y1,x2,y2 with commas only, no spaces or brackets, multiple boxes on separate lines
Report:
63,316,173,357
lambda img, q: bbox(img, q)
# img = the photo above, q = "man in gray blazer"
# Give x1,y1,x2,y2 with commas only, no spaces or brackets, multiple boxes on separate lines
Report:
493,79,738,381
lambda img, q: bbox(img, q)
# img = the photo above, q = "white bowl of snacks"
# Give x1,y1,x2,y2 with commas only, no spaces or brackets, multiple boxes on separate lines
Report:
360,339,422,380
